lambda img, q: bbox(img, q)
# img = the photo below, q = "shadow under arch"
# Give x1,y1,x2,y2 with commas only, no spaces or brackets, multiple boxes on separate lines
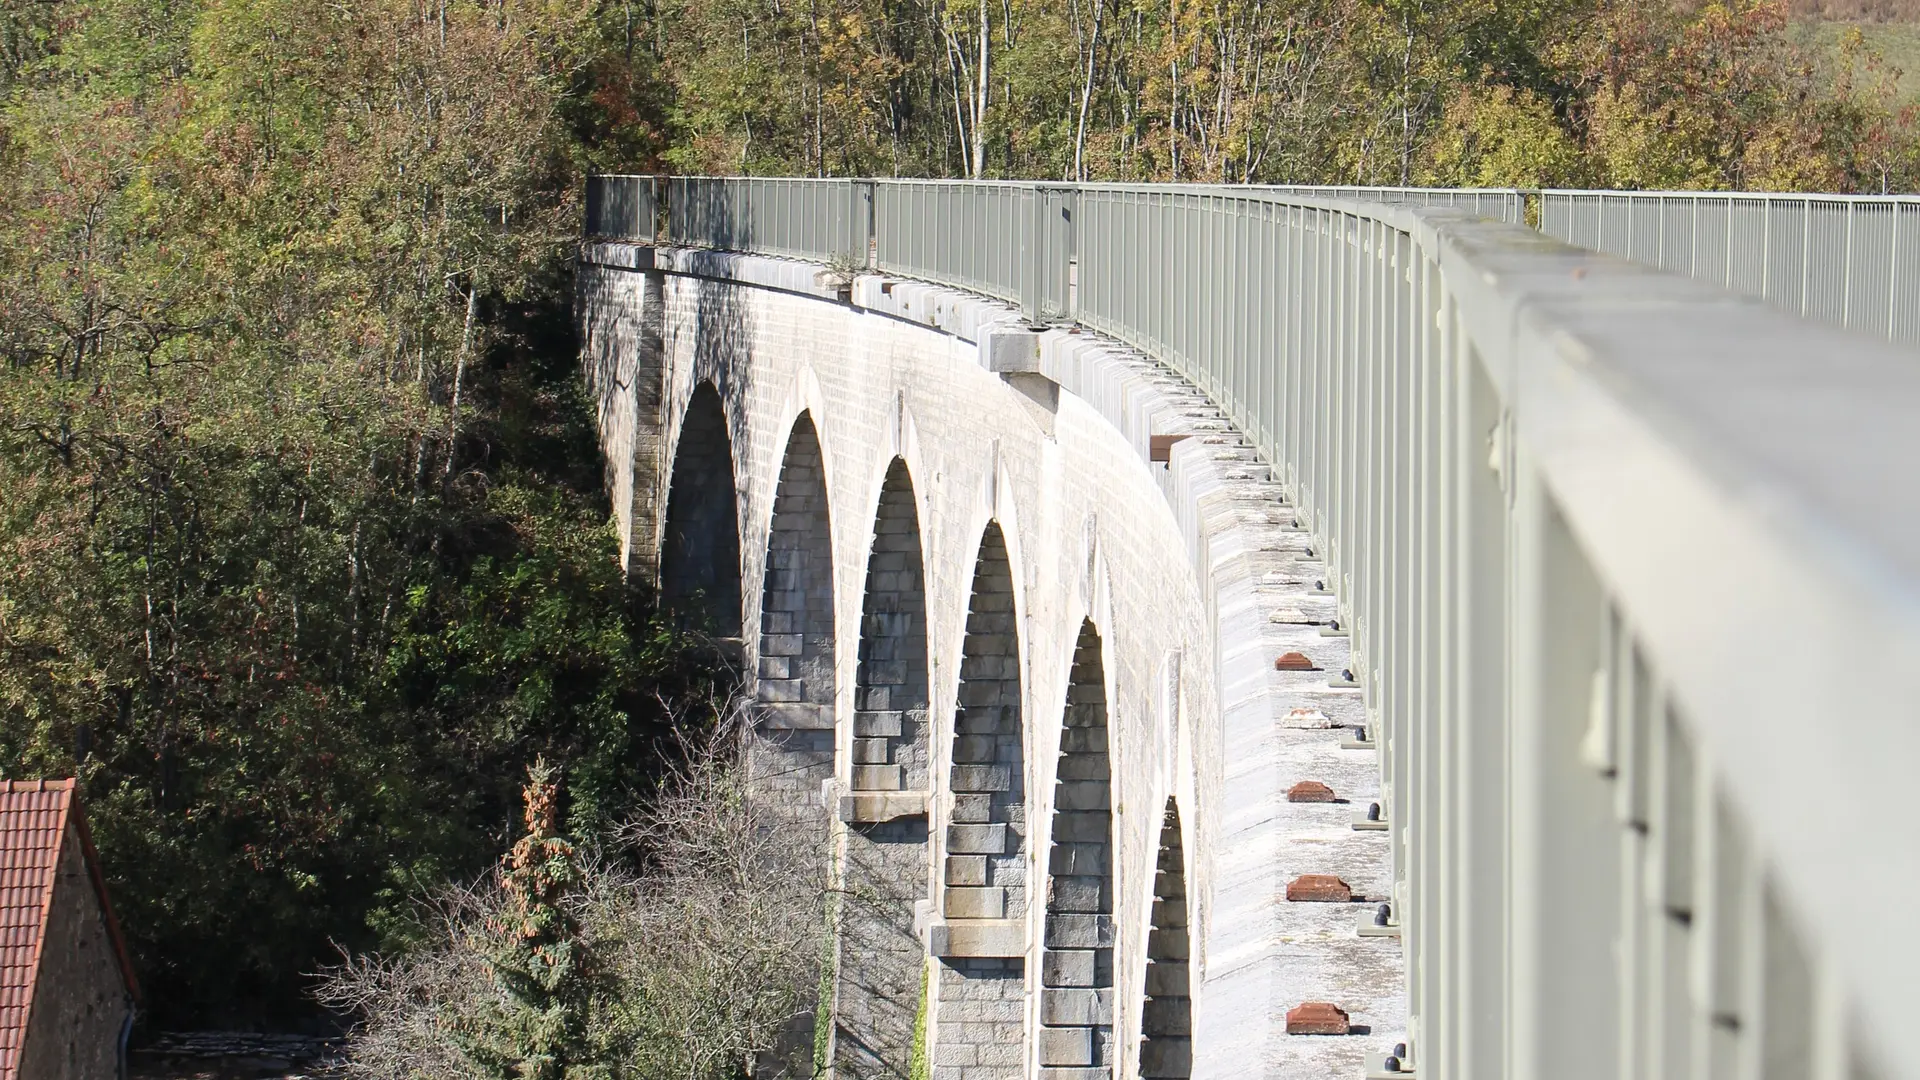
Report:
659,381,743,639
751,410,837,787
1139,798,1192,1079
749,410,837,1075
930,520,1027,1079
1039,619,1115,1076
833,458,933,1080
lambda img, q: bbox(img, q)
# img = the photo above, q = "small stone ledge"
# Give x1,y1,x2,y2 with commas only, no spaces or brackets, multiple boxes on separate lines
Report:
579,241,655,270
578,242,847,303
837,790,929,823
849,274,1029,348
981,327,1041,373
927,918,1027,959
757,703,834,730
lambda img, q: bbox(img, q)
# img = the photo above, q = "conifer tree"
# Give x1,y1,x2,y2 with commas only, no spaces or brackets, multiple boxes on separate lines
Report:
456,759,611,1080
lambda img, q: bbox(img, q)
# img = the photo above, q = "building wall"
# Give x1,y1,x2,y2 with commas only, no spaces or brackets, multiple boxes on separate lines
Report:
18,829,129,1080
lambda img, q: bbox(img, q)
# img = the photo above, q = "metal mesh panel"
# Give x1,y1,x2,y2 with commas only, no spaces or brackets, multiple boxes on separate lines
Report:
1538,189,1920,346
1804,200,1851,326
1727,197,1770,298
584,175,658,241
1765,198,1808,314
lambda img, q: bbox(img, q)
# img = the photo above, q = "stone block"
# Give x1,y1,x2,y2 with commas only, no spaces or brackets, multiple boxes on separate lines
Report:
1044,914,1114,950
1050,811,1110,843
762,633,804,657
838,791,928,823
1143,996,1192,1035
1060,727,1107,753
851,765,904,791
1144,963,1189,997
951,735,998,764
852,737,892,764
949,793,993,823
854,711,903,738
1037,1026,1093,1066
757,702,832,729
1040,987,1112,1027
945,855,988,886
1041,948,1096,988
757,680,803,704
1045,875,1105,913
1055,753,1111,780
946,823,1007,854
974,1039,1027,1068
1138,1038,1192,1077
944,886,1006,919
955,707,1011,735
950,765,1011,792
1147,927,1189,961
981,328,1041,373
928,918,1026,958
959,680,1008,707
1054,781,1110,812
1047,842,1107,876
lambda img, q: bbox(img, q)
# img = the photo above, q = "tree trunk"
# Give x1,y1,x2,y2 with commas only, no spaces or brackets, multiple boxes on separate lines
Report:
973,0,989,178
442,283,479,491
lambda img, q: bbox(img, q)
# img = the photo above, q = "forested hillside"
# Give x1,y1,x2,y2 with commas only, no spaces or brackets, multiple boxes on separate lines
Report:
0,0,1910,1034
643,0,1920,190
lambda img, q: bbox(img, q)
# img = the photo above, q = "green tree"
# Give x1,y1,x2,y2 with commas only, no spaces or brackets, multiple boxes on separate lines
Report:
455,760,611,1080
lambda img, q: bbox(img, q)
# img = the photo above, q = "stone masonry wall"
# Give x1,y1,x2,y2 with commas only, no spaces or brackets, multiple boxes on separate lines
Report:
1039,621,1117,1079
18,828,129,1080
833,458,933,1079
931,522,1028,1078
579,242,1401,1080
1138,802,1193,1079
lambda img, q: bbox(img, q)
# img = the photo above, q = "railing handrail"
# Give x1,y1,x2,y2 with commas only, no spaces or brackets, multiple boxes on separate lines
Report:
584,175,1920,1077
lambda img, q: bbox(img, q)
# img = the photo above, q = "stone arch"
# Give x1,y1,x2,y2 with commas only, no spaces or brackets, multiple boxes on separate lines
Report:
852,459,932,795
659,381,742,637
1138,799,1192,1079
751,411,836,807
833,458,933,1079
1039,620,1115,1077
931,520,1027,1079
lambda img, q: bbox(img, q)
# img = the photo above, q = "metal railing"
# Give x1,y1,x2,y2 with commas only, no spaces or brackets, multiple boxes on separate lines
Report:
589,177,1920,349
586,177,1920,1080
1255,184,1528,224
1538,189,1920,346
584,174,659,242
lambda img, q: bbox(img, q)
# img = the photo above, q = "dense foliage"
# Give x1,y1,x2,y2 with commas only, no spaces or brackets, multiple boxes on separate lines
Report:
0,0,1909,1036
637,0,1920,189
0,0,720,1026
318,730,829,1080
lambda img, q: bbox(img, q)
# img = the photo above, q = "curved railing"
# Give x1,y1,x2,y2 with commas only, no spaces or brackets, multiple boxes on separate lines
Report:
585,175,1920,1080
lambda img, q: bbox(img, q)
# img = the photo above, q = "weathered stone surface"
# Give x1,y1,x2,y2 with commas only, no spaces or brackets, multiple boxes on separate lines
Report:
581,244,1398,1080
837,791,929,823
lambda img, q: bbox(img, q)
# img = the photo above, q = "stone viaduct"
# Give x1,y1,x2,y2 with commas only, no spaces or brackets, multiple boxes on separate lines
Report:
577,242,1401,1079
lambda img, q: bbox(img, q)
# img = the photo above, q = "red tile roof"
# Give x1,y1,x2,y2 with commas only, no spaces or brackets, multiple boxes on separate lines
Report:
0,780,138,1080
